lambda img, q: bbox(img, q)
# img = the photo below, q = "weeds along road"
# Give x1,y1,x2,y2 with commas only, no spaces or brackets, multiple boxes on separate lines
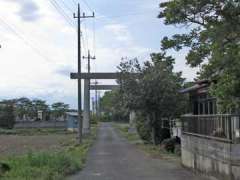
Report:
68,122,208,180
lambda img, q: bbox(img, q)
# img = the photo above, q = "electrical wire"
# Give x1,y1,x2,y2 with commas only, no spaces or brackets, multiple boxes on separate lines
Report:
50,0,76,28
81,0,94,12
83,22,89,53
0,17,55,63
58,0,75,13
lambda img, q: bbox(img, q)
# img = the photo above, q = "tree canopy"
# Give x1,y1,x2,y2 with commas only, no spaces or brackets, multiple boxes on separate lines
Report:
101,53,188,143
159,0,240,110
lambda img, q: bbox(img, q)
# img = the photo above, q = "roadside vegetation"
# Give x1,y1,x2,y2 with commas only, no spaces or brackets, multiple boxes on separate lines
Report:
0,128,69,136
0,98,71,129
100,0,240,149
0,126,97,180
113,123,180,162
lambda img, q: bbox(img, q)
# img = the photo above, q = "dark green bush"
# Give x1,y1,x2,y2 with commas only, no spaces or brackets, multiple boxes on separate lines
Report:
161,137,181,154
136,113,152,143
90,114,98,124
161,138,176,153
0,103,15,129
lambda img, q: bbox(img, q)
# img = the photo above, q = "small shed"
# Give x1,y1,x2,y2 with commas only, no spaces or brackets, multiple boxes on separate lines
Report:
66,112,78,132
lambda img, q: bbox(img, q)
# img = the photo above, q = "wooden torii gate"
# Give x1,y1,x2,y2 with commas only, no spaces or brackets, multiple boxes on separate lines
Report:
70,72,138,134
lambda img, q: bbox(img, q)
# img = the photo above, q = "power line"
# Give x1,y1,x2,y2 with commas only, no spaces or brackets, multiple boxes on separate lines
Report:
96,11,154,20
83,22,89,53
49,0,76,28
71,0,78,6
92,18,96,55
58,0,75,13
81,0,94,12
0,17,54,63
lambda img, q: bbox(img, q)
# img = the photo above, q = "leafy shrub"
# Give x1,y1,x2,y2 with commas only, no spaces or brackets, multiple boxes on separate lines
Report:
99,113,112,122
0,103,15,129
90,114,98,124
0,163,10,177
161,137,181,153
157,127,171,143
136,113,152,143
161,138,175,152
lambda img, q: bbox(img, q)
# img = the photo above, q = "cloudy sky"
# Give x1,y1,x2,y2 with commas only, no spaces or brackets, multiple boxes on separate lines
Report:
0,0,198,108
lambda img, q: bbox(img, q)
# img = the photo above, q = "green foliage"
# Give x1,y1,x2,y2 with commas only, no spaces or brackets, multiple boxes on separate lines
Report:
0,128,68,136
159,0,240,110
135,113,152,143
161,138,177,153
117,53,187,144
14,97,50,120
114,123,180,160
2,151,79,180
0,101,15,129
51,102,69,120
0,127,97,180
100,90,129,122
90,114,98,125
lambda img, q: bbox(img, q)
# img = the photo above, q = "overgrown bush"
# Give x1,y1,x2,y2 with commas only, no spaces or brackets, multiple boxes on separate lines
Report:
99,113,112,122
90,114,98,125
0,103,15,129
161,137,181,154
136,113,152,143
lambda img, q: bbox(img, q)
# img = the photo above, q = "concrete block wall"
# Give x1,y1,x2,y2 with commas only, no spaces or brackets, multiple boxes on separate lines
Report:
181,134,240,180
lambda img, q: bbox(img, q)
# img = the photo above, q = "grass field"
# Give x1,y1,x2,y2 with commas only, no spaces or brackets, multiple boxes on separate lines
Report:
0,126,97,180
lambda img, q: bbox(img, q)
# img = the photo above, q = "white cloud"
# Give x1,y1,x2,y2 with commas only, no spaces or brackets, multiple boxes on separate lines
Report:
0,0,154,108
0,0,197,108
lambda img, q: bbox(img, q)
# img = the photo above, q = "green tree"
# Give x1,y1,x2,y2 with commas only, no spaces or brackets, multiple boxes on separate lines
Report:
51,102,69,120
158,0,240,111
15,97,35,120
0,100,15,128
117,53,187,144
100,90,128,122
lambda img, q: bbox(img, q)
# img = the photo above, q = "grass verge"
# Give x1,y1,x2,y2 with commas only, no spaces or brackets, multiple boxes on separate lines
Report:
0,128,71,136
113,123,180,162
0,125,98,180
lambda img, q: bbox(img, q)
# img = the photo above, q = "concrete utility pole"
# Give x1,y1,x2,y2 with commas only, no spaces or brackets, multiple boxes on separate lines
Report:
82,50,95,134
94,80,98,116
73,4,94,144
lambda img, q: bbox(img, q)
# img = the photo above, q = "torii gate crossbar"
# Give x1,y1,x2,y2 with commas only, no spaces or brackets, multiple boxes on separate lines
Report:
70,72,139,134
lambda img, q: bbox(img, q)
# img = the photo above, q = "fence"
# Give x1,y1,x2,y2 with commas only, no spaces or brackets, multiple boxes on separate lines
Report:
181,114,240,143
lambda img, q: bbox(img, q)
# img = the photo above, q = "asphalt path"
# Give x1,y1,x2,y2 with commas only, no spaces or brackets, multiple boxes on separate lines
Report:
68,123,208,180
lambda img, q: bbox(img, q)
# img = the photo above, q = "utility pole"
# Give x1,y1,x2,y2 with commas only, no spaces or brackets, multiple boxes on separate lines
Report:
82,50,95,134
94,80,98,116
83,50,96,74
73,4,94,144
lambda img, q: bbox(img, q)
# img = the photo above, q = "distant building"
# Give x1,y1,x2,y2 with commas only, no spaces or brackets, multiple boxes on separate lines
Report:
66,112,78,132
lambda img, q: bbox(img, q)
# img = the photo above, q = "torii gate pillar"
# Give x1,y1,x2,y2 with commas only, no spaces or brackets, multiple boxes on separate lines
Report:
83,79,90,134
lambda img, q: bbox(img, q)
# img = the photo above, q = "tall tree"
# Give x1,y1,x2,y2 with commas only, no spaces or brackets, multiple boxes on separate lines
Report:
100,90,128,122
158,0,240,111
15,97,34,120
51,102,69,120
117,53,187,144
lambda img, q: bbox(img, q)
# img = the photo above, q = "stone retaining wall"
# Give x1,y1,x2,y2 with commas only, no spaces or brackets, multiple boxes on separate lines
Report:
182,134,240,180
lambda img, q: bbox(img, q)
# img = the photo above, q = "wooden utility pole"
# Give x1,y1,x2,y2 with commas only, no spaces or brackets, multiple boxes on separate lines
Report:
73,4,94,144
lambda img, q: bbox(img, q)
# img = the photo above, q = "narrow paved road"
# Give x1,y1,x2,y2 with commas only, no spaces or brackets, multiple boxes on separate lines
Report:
69,123,207,180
